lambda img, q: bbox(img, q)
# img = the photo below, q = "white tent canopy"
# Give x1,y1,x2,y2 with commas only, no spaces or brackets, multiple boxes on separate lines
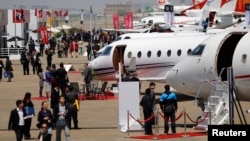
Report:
47,27,61,33
55,25,72,30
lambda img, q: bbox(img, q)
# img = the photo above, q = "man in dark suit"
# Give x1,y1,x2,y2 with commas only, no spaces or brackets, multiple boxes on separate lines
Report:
50,83,61,110
55,63,68,95
83,63,92,95
8,99,27,141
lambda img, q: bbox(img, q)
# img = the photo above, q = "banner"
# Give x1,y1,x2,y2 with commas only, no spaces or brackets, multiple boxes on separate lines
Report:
113,14,119,29
164,4,174,28
124,15,128,29
127,12,133,29
245,3,250,27
35,9,43,18
39,26,49,44
12,9,30,23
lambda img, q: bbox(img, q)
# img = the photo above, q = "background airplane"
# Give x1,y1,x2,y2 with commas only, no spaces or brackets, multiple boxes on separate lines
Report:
155,0,203,15
88,33,213,82
141,0,245,30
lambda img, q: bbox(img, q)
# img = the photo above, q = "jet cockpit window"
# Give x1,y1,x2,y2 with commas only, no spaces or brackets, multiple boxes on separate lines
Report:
101,46,112,56
147,51,152,58
189,44,205,56
187,49,192,54
157,50,161,57
124,36,131,39
137,51,142,58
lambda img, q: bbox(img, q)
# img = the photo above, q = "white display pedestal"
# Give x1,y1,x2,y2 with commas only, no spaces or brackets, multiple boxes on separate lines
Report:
118,82,142,132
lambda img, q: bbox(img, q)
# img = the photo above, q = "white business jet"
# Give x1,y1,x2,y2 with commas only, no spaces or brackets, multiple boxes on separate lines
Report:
165,29,250,130
88,32,214,82
165,29,250,101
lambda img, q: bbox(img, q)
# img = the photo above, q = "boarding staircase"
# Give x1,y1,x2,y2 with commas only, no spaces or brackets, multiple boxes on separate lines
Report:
193,81,230,131
193,67,247,131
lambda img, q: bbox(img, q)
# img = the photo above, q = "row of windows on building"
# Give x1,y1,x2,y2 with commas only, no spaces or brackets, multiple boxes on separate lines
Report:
126,49,193,59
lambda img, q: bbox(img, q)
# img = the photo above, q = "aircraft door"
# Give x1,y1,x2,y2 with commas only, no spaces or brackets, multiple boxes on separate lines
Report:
216,32,246,81
112,45,126,75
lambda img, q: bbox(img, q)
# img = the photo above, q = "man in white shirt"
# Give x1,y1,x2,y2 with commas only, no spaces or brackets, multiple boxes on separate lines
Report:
8,99,27,141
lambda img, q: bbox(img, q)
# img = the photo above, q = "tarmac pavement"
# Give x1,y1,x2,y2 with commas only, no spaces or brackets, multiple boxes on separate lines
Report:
0,49,249,141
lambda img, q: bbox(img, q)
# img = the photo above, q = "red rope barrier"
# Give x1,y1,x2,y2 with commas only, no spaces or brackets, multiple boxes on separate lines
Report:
129,112,155,123
158,111,183,122
186,112,209,124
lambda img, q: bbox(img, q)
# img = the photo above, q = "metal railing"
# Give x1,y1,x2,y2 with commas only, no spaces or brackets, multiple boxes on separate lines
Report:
0,47,25,58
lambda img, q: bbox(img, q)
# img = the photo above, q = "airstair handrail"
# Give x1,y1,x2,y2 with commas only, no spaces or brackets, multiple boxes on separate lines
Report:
194,67,213,102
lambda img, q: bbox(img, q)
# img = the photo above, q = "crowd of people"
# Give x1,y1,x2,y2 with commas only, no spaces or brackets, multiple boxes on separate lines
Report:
8,87,80,141
3,27,180,141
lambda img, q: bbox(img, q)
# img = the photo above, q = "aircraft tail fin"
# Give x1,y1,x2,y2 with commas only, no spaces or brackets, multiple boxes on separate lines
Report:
235,0,250,12
180,0,208,16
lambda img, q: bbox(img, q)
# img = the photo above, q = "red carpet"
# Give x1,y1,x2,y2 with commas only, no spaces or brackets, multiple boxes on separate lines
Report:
31,96,47,101
31,94,118,101
130,132,207,139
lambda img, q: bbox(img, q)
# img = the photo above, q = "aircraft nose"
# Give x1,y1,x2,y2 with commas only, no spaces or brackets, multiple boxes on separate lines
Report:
166,69,179,87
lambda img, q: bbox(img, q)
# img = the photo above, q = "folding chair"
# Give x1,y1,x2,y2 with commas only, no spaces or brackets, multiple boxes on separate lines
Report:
94,81,108,100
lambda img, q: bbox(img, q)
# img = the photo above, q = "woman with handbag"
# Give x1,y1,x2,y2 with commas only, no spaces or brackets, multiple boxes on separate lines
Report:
23,92,35,139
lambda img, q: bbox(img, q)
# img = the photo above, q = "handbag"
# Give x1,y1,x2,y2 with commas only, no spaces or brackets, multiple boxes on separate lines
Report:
3,71,8,78
74,99,80,111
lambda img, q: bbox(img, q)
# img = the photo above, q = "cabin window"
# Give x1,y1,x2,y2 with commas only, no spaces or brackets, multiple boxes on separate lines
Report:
167,50,171,57
137,51,142,58
177,49,181,56
147,51,151,58
101,46,112,56
241,54,247,64
187,49,192,54
127,51,132,59
124,36,131,39
189,44,205,56
157,50,161,57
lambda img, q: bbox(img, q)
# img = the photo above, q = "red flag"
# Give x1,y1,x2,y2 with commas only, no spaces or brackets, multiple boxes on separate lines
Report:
63,10,68,17
124,15,128,29
38,9,43,18
39,26,49,44
55,10,62,17
127,12,133,29
13,9,25,23
113,14,120,29
46,11,51,17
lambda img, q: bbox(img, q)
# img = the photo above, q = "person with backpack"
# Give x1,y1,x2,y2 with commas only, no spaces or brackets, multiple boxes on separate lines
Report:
159,85,178,135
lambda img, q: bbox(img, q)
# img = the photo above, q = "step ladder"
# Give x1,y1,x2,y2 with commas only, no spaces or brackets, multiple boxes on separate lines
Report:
193,82,229,131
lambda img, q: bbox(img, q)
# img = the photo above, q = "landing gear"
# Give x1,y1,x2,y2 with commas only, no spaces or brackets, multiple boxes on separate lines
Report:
197,98,205,112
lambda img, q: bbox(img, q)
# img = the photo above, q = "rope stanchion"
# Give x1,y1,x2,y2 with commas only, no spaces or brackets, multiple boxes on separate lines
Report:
182,107,189,138
124,110,130,138
152,109,159,140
